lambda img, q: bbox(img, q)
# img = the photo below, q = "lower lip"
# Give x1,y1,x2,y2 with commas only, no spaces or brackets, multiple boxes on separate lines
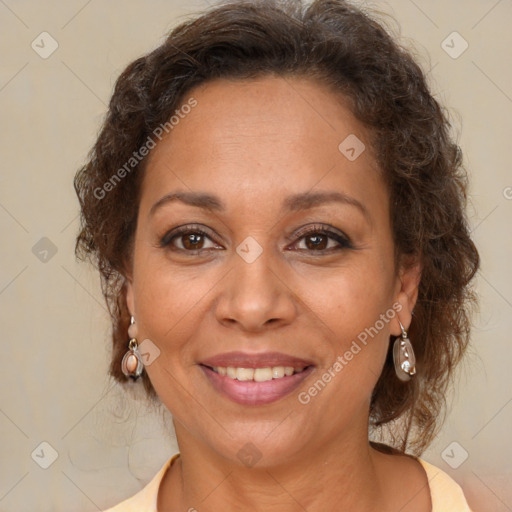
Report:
200,365,314,406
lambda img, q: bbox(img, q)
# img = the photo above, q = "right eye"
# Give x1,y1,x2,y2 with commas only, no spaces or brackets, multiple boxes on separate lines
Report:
160,225,224,254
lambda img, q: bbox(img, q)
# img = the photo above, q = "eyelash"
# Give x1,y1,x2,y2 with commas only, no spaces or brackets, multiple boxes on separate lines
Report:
159,223,353,254
291,224,353,252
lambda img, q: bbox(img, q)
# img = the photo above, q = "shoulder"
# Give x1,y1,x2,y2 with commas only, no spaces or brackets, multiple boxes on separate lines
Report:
371,443,473,512
417,458,473,512
102,454,179,512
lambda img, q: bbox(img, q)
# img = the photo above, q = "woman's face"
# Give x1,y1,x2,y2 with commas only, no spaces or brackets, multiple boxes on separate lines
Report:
126,76,418,466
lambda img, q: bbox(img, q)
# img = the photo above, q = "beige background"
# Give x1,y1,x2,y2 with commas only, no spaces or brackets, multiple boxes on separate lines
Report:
1,0,511,510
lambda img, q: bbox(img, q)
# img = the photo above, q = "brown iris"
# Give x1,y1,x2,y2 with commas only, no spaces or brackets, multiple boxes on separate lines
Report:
305,234,328,250
182,233,205,250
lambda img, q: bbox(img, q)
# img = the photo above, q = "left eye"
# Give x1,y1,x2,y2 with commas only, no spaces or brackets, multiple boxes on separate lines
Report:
290,227,352,252
296,233,338,250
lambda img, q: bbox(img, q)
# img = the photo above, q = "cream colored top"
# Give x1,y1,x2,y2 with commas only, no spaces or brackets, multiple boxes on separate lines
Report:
103,454,473,511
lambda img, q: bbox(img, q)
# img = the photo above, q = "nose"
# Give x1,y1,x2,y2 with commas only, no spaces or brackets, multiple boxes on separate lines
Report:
214,249,297,332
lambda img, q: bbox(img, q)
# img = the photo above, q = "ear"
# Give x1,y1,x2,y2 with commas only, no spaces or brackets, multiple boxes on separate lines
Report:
125,277,135,317
390,256,422,336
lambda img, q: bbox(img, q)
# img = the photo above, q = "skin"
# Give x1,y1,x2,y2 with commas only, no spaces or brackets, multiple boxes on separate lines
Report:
125,76,428,511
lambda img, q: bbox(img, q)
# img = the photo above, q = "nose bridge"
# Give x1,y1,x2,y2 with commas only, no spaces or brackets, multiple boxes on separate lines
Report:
235,247,277,300
214,240,295,330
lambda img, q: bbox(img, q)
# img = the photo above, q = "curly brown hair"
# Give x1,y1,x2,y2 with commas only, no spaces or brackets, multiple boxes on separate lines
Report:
74,0,479,455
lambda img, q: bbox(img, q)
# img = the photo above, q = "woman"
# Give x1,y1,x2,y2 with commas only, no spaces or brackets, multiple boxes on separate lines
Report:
74,0,479,510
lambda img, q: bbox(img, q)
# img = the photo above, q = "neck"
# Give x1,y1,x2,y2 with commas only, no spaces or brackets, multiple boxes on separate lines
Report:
158,422,387,512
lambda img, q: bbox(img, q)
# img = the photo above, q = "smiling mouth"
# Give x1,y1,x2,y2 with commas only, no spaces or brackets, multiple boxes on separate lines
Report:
205,365,309,382
200,362,314,405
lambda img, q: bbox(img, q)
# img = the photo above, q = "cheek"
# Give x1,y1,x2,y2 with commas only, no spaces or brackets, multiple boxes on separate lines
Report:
303,259,396,334
302,258,396,383
299,274,395,416
136,273,195,313
131,252,216,345
131,264,212,397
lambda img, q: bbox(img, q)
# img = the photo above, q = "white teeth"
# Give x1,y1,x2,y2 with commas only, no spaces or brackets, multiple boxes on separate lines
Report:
236,368,254,381
254,367,273,382
272,366,285,379
212,365,307,381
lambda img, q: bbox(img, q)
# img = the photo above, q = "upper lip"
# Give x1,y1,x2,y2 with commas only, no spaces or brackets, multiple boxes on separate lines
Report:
200,351,315,369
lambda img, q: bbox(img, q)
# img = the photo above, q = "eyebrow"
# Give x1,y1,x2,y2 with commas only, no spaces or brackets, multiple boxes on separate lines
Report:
149,191,224,217
283,191,369,220
149,190,370,221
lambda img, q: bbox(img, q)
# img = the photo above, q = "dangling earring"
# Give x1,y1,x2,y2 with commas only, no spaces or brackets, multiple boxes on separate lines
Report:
121,316,144,380
393,320,416,382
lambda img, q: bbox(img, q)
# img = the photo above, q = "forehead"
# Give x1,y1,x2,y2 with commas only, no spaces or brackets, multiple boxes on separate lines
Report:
140,76,385,219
